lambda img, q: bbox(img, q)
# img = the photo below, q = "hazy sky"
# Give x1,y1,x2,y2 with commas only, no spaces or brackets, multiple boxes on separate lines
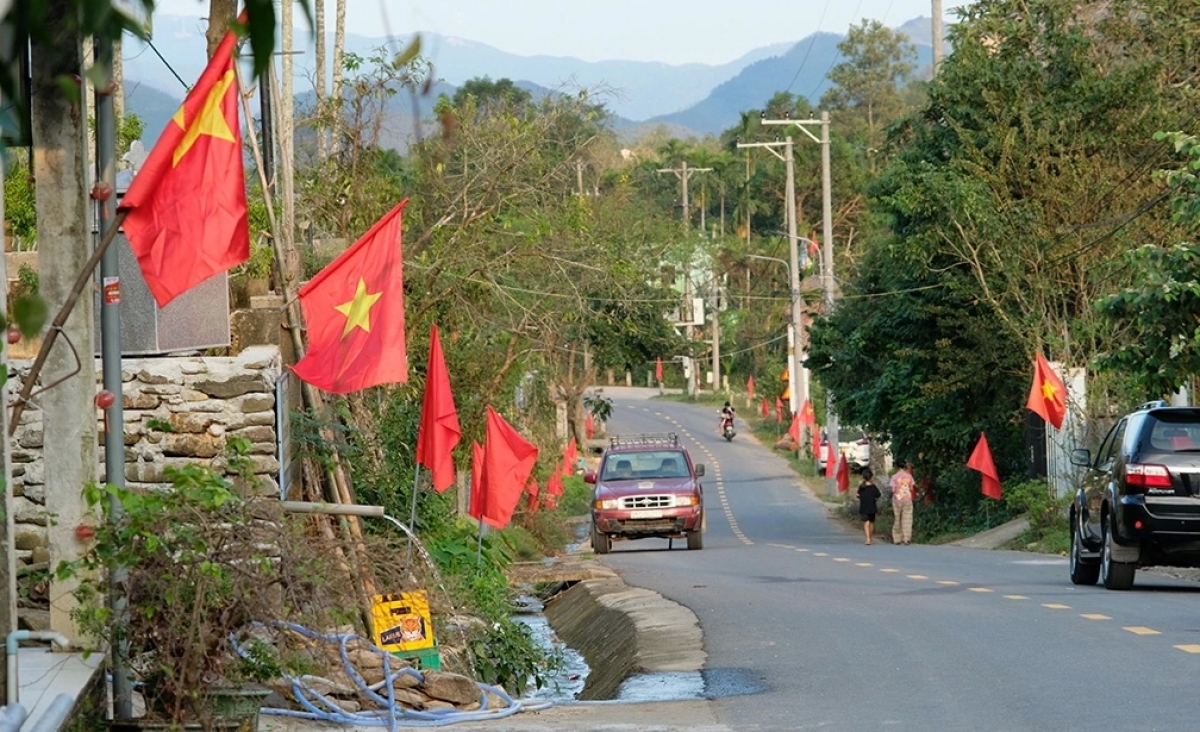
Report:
150,0,973,66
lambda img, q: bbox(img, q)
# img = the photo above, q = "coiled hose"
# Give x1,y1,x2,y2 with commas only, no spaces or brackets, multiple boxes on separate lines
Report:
234,622,553,728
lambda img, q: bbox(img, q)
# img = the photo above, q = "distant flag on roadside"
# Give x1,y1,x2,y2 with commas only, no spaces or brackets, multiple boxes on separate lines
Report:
836,454,850,493
293,201,409,393
118,25,249,307
812,427,822,463
655,357,663,382
1026,352,1067,430
788,413,800,443
775,397,784,424
560,439,578,477
967,432,1002,500
586,412,595,439
547,470,564,498
526,477,540,514
747,375,755,400
760,398,769,418
800,399,815,426
825,444,837,480
415,324,461,492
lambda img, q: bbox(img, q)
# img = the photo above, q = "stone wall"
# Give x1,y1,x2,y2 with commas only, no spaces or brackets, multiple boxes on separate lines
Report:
9,345,284,625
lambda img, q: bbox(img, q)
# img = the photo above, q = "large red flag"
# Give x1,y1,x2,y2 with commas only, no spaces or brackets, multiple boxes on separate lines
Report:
967,432,1003,500
415,324,461,492
118,27,249,307
1026,352,1067,430
774,397,783,424
293,201,409,393
787,413,800,443
747,375,755,400
800,399,815,426
836,454,850,493
655,357,663,382
561,439,578,477
469,407,540,529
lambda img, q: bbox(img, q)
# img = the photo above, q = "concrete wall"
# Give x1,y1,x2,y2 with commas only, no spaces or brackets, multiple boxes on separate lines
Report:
8,345,283,629
544,578,705,700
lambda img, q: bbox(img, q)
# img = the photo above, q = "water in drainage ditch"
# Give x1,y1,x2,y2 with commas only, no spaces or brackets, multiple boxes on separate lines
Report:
514,613,767,703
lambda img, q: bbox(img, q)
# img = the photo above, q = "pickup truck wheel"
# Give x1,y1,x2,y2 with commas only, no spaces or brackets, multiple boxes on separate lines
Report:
1100,515,1135,590
1069,515,1099,586
591,523,610,555
687,527,703,550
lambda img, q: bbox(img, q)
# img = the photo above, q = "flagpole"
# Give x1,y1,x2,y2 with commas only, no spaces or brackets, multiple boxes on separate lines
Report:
476,517,484,564
405,464,422,570
7,210,128,434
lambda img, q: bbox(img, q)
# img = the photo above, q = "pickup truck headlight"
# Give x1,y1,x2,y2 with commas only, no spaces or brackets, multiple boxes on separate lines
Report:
675,495,699,507
594,498,619,510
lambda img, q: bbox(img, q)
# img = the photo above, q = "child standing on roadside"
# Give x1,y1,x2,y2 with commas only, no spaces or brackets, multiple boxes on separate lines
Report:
857,468,882,545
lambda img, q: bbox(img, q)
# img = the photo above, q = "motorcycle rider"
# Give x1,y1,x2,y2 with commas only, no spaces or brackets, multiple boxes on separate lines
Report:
718,401,736,435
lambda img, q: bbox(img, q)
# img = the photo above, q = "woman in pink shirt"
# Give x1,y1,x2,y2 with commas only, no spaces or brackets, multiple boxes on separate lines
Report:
890,461,916,545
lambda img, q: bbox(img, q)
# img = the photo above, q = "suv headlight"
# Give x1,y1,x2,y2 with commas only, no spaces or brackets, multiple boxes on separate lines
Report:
675,494,699,507
594,498,619,510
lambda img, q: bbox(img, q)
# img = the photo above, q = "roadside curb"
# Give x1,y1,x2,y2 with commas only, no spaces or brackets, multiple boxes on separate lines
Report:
544,577,706,700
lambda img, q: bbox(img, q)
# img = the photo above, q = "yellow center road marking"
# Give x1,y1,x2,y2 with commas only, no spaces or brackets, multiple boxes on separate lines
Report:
1174,645,1200,654
813,552,829,557
880,568,900,573
907,574,929,580
1124,627,1161,636
1042,603,1071,610
968,587,994,593
856,562,872,567
937,580,959,586
1081,614,1111,620
795,548,810,553
1004,595,1028,600
834,558,851,562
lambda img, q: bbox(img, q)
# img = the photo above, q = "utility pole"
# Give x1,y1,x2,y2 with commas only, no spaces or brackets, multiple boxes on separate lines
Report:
0,103,11,710
657,161,712,396
737,138,805,462
763,114,837,491
932,0,945,72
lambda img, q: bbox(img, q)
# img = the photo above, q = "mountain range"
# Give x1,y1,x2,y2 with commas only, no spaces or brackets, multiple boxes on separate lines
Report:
125,15,939,147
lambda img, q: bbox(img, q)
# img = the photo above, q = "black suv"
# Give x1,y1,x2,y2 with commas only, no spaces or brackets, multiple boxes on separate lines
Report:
1069,401,1200,590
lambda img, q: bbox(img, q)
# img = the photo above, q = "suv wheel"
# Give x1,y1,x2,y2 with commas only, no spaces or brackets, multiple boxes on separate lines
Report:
1100,514,1135,590
591,523,611,555
1069,514,1099,586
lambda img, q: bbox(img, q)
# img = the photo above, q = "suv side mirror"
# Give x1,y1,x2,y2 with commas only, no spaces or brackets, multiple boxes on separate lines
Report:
1070,448,1091,468
694,464,705,477
584,471,597,484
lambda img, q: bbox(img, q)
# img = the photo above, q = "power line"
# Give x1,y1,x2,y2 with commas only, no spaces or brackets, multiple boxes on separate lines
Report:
146,39,189,91
806,0,864,101
785,0,834,94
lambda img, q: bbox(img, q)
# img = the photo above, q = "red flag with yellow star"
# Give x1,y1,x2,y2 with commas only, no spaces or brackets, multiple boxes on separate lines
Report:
118,28,249,307
1026,352,1067,430
293,201,409,393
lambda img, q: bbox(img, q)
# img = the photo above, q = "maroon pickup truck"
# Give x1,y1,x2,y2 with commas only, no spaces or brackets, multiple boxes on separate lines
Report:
585,433,705,553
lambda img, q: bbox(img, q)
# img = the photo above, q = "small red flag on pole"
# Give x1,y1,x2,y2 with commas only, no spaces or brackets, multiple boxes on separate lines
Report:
747,375,755,400
775,397,784,424
1026,352,1067,430
800,399,815,425
655,357,663,382
415,324,461,492
586,412,595,439
836,454,850,493
967,432,1003,500
825,443,838,479
469,407,539,528
787,413,800,443
760,398,769,418
812,426,822,462
560,439,578,477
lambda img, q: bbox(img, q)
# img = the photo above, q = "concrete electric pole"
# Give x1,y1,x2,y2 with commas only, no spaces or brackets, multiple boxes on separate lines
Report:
762,114,838,494
657,161,712,396
932,0,945,72
735,138,806,463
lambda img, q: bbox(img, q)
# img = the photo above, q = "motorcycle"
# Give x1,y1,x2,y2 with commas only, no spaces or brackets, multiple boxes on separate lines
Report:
720,414,736,442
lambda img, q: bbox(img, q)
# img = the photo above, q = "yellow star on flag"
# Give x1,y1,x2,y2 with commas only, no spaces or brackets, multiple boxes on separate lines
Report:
335,278,383,338
1041,381,1059,401
172,70,237,167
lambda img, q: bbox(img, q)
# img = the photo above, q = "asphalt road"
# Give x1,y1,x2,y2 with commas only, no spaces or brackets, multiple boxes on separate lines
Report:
590,389,1200,731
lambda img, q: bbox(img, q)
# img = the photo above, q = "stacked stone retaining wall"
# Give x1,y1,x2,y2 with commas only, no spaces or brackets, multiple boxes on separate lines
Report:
8,345,283,626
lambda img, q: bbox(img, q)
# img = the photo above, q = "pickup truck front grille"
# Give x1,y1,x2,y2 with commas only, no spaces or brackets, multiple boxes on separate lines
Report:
619,495,674,510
